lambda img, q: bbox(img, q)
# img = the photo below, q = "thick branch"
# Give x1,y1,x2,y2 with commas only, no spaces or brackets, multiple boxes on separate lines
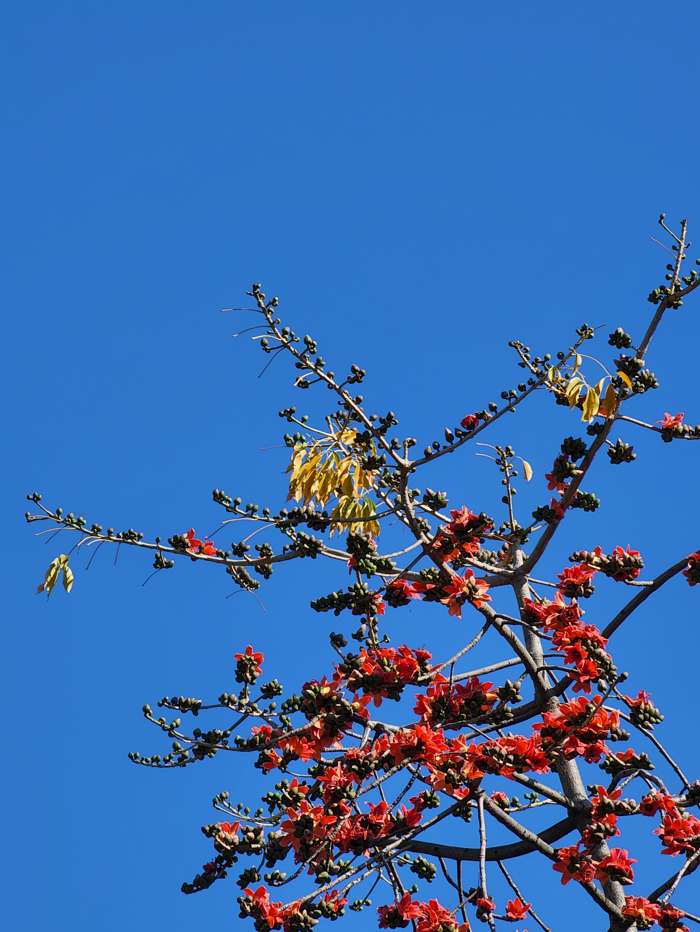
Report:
403,816,575,862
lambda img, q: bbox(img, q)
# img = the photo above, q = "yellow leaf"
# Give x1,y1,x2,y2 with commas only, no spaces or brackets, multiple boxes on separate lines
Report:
520,459,533,482
617,370,634,391
38,554,72,599
581,387,600,422
574,354,582,373
594,377,606,397
601,383,617,418
565,377,583,410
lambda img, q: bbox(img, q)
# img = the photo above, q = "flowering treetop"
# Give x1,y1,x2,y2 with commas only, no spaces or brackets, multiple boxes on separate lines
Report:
27,215,700,932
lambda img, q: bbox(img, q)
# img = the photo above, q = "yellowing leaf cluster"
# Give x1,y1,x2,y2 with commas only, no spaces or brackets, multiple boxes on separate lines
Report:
37,554,74,598
563,374,618,423
286,429,380,536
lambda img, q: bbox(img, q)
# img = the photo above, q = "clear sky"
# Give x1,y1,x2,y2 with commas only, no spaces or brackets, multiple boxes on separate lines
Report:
3,2,700,929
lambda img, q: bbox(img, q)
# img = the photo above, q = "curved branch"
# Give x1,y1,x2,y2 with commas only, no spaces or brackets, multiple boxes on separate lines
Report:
402,816,575,862
602,556,691,639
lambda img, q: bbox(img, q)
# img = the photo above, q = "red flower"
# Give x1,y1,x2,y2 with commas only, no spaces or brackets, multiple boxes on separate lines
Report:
377,892,422,928
234,644,264,683
594,848,636,885
440,570,491,617
416,899,470,932
545,454,573,494
184,528,218,555
279,800,337,854
556,564,597,599
490,790,510,808
639,791,678,818
623,896,662,928
241,886,284,930
217,820,240,838
656,412,684,430
654,812,700,856
385,577,421,606
506,897,531,920
460,413,479,431
658,904,690,932
318,891,348,917
552,844,596,885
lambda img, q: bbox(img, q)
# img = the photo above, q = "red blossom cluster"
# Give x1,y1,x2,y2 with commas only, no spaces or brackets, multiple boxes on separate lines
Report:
652,808,700,856
413,676,499,727
183,520,697,929
533,697,620,763
238,885,349,931
338,644,434,704
523,594,615,692
553,843,636,888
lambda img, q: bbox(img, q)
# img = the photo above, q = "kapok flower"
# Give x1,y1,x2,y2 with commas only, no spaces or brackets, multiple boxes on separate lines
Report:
545,454,578,494
184,528,218,555
460,413,479,431
557,564,597,599
505,896,531,920
658,904,690,932
385,577,422,607
240,886,283,930
490,791,510,809
622,896,661,929
234,645,264,684
552,844,596,885
639,791,678,818
377,892,421,928
656,412,684,430
440,570,491,617
416,899,470,932
654,812,700,856
594,848,637,885
279,800,337,854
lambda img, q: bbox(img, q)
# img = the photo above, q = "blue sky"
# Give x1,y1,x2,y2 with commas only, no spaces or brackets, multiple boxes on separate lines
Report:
3,2,700,928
